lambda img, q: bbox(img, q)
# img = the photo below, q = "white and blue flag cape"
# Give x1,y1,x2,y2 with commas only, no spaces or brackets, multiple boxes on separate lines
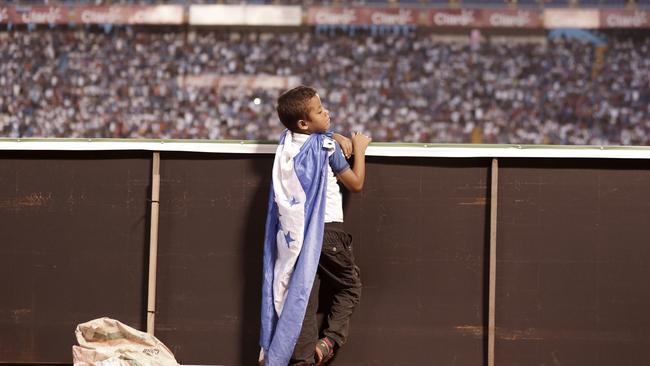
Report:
259,130,335,365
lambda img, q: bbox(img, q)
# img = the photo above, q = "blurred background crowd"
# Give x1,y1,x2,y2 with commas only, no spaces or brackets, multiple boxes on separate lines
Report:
1,26,649,145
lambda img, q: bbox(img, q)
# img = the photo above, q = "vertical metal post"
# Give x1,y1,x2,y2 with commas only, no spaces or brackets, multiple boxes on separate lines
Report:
488,158,499,366
147,152,161,335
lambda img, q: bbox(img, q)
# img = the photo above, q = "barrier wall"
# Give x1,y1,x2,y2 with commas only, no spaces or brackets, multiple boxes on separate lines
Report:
1,140,650,365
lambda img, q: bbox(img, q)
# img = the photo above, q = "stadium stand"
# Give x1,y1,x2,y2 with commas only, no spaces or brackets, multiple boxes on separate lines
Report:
1,27,648,145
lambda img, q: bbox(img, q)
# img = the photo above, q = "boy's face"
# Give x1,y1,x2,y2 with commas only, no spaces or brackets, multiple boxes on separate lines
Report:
298,94,330,134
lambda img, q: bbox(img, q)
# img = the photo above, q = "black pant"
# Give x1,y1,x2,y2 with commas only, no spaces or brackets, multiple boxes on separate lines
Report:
289,223,362,365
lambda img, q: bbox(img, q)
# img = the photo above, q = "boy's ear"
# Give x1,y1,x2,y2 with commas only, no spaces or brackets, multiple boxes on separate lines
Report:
297,120,309,131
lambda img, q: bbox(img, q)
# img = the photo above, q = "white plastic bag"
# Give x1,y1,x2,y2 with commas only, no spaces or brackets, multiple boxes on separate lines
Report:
72,317,179,366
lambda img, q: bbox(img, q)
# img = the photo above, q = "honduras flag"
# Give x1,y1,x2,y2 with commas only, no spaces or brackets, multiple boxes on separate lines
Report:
260,130,335,365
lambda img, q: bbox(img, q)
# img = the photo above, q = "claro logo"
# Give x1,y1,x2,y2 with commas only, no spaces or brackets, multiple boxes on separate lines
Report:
21,7,62,23
606,11,647,27
315,9,357,24
371,9,413,25
433,10,475,26
81,8,123,24
489,11,531,27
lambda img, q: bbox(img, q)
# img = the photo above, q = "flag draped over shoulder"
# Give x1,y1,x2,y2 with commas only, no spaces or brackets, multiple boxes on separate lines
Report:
260,130,334,366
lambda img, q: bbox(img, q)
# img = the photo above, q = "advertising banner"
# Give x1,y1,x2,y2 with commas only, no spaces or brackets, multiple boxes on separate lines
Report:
362,7,420,26
1,6,70,24
179,74,301,90
307,7,362,25
308,7,422,26
543,9,600,28
600,9,649,28
428,8,480,27
189,5,301,26
480,9,542,28
2,5,649,29
72,5,184,25
0,5,183,25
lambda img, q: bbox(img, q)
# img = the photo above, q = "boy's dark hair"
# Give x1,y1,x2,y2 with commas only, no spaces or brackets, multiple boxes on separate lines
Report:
276,85,317,131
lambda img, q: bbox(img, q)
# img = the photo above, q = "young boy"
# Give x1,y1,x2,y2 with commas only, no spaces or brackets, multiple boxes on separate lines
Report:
259,86,371,366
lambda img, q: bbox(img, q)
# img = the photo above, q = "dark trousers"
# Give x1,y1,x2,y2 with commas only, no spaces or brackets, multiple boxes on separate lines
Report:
289,223,362,365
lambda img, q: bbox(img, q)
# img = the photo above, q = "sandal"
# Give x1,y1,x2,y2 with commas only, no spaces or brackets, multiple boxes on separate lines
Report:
315,337,335,366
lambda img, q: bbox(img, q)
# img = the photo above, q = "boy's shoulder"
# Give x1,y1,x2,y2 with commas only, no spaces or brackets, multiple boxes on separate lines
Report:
323,134,338,151
280,131,341,152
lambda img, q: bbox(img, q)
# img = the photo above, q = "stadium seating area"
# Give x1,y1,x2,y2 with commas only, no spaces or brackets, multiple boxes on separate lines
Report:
1,28,649,145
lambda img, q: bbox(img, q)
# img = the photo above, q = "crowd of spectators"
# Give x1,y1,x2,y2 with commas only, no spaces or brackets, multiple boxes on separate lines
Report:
1,27,649,145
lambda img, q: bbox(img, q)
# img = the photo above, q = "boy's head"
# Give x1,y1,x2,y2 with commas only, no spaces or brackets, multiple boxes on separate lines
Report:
277,85,330,134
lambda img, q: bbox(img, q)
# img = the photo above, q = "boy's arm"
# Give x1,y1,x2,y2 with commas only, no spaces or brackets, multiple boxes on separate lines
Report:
337,132,371,193
331,133,352,158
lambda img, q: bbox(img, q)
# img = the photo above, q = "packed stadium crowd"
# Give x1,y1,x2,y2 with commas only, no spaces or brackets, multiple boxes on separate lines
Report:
0,27,649,145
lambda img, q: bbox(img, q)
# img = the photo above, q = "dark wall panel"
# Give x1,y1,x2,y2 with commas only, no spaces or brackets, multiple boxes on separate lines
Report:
156,154,490,365
496,159,650,366
0,151,151,363
155,153,271,365
339,157,489,366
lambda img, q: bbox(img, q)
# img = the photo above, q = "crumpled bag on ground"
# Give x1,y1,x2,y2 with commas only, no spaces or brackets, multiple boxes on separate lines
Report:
72,317,179,366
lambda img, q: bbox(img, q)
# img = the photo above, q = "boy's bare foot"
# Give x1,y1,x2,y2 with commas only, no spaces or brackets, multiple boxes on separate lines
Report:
314,337,335,366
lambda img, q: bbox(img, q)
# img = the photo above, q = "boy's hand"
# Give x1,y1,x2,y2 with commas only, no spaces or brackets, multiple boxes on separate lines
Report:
332,133,352,158
351,131,372,154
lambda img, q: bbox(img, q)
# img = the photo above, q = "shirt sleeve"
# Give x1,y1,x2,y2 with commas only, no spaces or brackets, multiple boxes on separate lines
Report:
329,141,350,175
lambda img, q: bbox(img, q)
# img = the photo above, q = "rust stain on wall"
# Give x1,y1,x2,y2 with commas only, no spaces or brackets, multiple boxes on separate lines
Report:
454,325,484,337
497,327,544,341
458,197,487,206
0,192,52,209
11,309,32,323
494,327,639,342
